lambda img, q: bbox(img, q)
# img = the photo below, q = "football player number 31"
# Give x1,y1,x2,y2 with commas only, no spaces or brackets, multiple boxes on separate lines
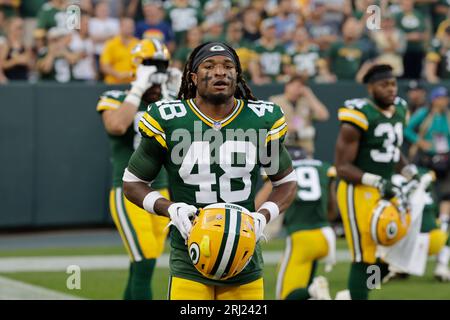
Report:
370,122,403,163
179,141,256,203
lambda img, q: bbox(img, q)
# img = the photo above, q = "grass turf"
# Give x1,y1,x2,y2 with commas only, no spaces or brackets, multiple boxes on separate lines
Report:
2,261,449,300
1,238,448,300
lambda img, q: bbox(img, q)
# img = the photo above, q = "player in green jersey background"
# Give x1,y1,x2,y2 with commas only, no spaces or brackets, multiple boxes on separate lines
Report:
257,146,338,300
335,64,419,299
96,38,181,300
122,42,297,300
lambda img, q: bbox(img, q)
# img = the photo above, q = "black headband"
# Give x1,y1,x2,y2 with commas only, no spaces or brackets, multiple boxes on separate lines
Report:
191,42,237,72
366,70,395,84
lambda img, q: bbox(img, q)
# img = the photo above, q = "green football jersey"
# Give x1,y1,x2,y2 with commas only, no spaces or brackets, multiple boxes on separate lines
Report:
288,44,322,78
252,42,290,80
132,98,290,285
96,90,167,189
284,159,335,234
338,97,408,180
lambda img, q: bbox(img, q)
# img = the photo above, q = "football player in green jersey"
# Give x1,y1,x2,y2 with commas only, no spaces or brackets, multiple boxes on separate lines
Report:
335,64,419,300
97,38,182,300
122,42,297,300
258,146,338,300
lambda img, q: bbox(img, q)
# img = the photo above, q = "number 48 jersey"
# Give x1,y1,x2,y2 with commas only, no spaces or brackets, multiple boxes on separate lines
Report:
338,97,408,180
131,98,290,286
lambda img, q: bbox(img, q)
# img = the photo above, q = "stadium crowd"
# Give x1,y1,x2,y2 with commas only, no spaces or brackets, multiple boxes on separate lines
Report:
2,0,450,84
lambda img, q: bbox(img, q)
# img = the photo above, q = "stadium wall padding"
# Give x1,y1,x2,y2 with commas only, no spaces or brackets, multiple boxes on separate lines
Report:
0,81,421,228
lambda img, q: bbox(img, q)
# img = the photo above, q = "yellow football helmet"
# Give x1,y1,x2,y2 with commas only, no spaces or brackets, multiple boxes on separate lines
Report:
187,203,256,281
370,200,411,246
131,38,170,73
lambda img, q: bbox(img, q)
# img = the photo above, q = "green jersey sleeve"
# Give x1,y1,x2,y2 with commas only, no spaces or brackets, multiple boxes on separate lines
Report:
127,136,165,182
338,98,369,131
96,90,126,113
138,101,168,150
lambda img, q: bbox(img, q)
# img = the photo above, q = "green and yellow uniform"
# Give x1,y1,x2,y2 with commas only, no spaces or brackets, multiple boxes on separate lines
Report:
288,44,322,79
96,90,169,262
395,10,427,53
337,97,408,264
276,159,335,299
128,98,291,299
327,41,365,80
252,42,290,82
426,38,450,80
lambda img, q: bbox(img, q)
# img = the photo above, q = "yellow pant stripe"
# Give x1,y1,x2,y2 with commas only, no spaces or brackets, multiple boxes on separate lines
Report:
115,188,142,261
347,184,362,262
109,190,133,259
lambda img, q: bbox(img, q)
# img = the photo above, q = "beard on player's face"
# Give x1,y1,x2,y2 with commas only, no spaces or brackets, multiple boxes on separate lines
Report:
199,91,233,105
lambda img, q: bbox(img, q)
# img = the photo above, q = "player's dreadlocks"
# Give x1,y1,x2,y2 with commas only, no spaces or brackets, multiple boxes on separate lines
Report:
177,42,257,101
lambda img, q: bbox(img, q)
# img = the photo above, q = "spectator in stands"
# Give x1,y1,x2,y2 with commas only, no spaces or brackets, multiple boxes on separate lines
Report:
89,1,120,70
426,25,450,83
223,19,254,78
305,0,340,52
70,14,96,81
100,17,139,84
327,17,373,81
165,0,203,45
203,0,232,27
406,79,428,114
135,0,175,52
370,14,407,77
37,27,80,83
431,0,450,33
405,86,450,234
36,0,67,32
241,7,262,43
172,26,202,70
249,18,291,85
269,75,329,154
273,0,299,46
286,27,335,83
0,0,20,18
0,16,32,81
125,0,145,22
395,0,427,79
202,20,224,43
19,0,46,47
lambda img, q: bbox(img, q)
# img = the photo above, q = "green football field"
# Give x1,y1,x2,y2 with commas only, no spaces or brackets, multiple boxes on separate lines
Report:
0,238,449,300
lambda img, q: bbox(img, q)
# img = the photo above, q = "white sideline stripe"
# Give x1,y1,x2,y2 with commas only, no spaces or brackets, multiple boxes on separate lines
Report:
0,275,83,300
0,251,352,273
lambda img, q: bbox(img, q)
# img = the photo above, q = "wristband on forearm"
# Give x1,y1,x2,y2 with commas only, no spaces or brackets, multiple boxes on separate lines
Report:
142,191,164,214
124,86,144,107
361,173,382,187
258,201,280,222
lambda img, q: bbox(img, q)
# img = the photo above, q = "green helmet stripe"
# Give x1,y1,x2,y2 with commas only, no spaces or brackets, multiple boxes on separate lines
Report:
223,209,242,277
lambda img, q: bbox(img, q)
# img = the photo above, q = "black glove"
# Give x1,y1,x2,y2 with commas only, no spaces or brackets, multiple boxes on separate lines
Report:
376,179,397,200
